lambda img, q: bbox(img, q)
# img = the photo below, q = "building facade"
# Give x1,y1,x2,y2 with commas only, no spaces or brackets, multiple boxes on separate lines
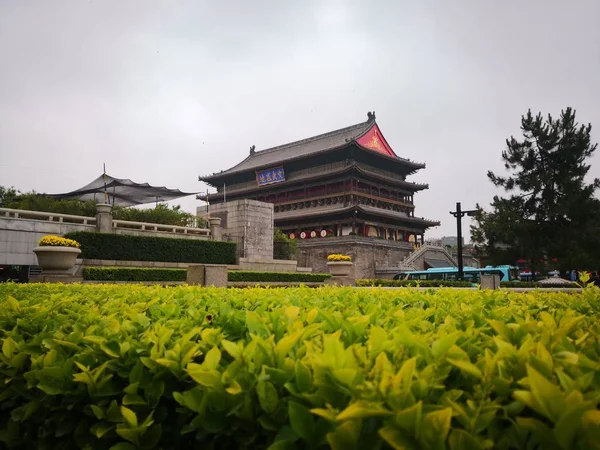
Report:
199,112,439,251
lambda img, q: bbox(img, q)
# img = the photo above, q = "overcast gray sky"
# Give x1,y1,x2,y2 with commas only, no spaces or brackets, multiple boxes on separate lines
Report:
1,0,599,238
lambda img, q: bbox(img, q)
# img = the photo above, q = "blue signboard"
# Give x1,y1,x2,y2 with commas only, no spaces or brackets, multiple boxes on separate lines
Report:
256,166,285,186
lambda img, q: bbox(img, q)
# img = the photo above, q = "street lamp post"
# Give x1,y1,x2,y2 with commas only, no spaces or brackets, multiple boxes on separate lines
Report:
449,202,477,281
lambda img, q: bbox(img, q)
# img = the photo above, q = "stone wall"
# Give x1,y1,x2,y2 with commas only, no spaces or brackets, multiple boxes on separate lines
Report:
297,236,413,278
0,218,94,266
1,217,209,266
199,199,273,260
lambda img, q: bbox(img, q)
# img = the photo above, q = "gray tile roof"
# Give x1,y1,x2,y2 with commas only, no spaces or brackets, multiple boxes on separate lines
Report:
203,121,370,180
274,204,439,228
200,116,424,182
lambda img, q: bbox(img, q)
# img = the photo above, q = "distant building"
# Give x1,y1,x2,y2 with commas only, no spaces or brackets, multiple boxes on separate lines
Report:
425,236,465,247
198,112,441,278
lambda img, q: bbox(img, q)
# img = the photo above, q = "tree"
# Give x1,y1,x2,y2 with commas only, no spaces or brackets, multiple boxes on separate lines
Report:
0,186,20,206
471,107,600,274
273,228,298,260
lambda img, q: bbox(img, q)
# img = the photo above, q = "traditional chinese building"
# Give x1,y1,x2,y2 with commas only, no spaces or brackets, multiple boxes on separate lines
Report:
199,112,440,277
199,112,438,241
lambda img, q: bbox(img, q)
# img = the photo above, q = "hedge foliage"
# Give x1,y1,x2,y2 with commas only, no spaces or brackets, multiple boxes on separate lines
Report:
501,281,578,289
1,284,600,449
83,267,187,282
356,278,473,288
64,232,236,264
228,271,331,283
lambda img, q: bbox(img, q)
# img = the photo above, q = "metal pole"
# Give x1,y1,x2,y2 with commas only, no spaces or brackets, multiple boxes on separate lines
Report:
450,202,476,281
103,163,108,204
223,184,226,203
456,202,464,281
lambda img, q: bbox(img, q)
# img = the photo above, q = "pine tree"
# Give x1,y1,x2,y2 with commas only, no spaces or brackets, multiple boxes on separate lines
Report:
471,107,600,273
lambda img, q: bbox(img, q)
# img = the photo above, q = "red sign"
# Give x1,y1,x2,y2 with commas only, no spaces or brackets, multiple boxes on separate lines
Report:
356,124,397,157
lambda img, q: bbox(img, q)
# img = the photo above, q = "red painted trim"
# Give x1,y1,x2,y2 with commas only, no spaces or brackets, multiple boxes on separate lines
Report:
355,123,398,158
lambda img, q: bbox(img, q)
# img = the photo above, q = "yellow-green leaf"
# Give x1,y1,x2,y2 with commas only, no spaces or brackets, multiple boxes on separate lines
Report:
120,405,137,427
336,401,392,421
447,358,483,379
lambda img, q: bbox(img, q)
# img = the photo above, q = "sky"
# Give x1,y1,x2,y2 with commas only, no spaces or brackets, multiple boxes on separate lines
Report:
1,0,599,239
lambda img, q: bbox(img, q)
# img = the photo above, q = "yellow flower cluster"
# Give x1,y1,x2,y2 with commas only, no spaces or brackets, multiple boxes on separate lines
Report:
38,235,81,249
327,254,352,262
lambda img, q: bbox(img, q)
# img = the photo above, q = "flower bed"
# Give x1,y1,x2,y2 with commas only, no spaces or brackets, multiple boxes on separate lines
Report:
38,235,81,248
0,284,599,449
326,254,352,262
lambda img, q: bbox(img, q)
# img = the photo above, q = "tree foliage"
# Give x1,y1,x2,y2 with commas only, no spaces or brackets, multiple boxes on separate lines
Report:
0,186,203,227
471,107,600,271
273,228,298,260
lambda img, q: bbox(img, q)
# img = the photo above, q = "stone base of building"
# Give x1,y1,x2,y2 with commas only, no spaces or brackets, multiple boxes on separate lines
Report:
298,235,413,279
238,257,300,273
187,264,228,287
325,277,356,286
30,273,83,284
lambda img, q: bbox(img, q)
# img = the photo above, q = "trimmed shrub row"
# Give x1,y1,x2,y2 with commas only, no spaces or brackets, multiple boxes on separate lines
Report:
64,232,236,264
500,281,578,288
228,271,331,283
83,267,186,282
357,278,473,288
82,268,331,283
2,284,598,448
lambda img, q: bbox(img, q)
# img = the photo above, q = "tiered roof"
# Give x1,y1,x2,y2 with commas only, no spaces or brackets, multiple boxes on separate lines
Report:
200,112,425,185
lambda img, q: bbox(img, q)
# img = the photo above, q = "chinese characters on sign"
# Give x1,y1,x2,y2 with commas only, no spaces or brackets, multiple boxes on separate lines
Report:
256,166,286,186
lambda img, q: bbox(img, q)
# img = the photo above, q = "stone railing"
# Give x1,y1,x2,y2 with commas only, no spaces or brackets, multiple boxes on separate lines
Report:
112,219,210,236
0,208,97,225
0,206,214,239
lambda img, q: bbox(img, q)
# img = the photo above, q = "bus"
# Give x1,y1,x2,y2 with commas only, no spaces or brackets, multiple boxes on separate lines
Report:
393,265,520,283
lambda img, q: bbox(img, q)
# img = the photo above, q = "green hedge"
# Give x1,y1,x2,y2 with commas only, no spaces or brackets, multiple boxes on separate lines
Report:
501,281,578,288
3,284,599,448
228,271,331,283
64,232,236,264
82,268,331,283
357,278,473,288
83,267,187,282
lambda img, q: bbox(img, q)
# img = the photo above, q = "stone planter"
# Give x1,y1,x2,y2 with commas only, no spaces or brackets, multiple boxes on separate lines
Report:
327,261,353,277
33,246,81,272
